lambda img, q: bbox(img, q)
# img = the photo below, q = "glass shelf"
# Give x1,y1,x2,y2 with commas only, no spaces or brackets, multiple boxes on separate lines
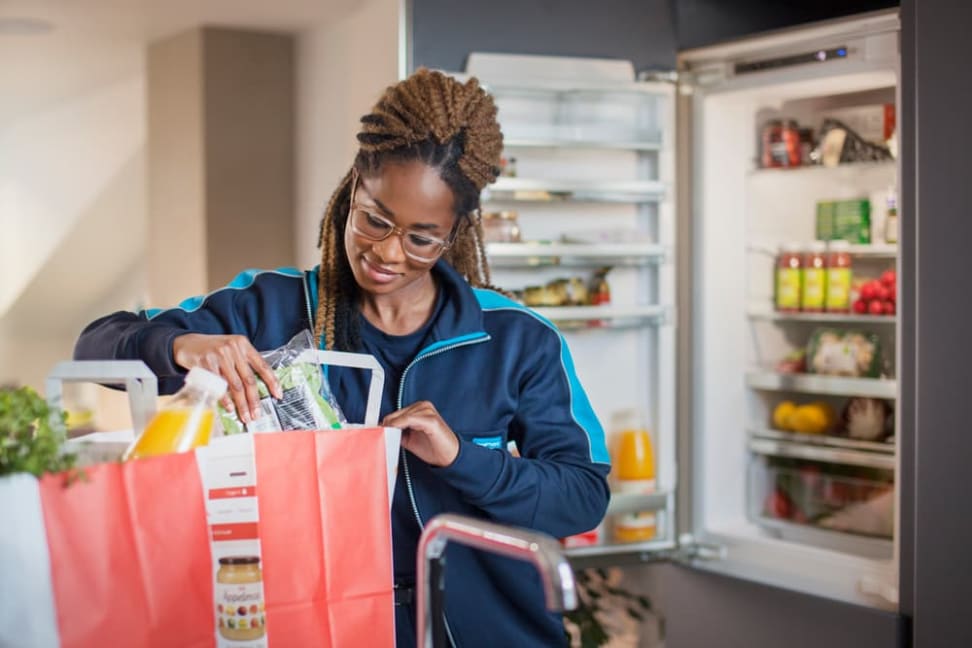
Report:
484,177,665,203
503,135,661,151
487,241,666,267
750,427,894,455
530,304,669,329
749,436,895,470
747,306,896,324
746,370,897,399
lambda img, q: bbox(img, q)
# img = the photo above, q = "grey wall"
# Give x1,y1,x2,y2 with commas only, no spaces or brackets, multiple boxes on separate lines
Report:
410,0,677,73
901,0,972,645
676,0,899,50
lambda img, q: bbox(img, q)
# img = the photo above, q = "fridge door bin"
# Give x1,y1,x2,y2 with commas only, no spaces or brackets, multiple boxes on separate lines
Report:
749,454,894,543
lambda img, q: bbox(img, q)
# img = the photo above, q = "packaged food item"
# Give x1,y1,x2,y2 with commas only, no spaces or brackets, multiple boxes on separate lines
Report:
884,188,898,244
762,456,894,538
801,242,827,312
216,330,345,435
216,556,266,641
806,328,882,378
611,409,656,543
775,243,803,312
124,367,227,460
824,240,853,312
481,210,521,243
841,397,892,441
816,199,871,244
761,120,784,168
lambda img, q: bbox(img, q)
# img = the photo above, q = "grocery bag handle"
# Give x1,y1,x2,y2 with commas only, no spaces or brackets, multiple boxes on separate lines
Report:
45,360,159,438
295,350,385,427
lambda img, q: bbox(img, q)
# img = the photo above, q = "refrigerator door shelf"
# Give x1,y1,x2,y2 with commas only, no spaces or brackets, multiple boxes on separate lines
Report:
746,370,897,400
747,305,896,325
748,437,896,471
750,427,894,455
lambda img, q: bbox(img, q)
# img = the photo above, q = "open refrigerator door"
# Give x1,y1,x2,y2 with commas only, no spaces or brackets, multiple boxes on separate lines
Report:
680,10,902,610
460,53,680,564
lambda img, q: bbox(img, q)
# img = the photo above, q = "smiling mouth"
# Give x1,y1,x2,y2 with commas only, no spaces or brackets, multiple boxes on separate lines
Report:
361,256,400,281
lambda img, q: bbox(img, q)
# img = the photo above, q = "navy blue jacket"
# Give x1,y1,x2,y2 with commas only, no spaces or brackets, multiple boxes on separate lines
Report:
74,260,611,647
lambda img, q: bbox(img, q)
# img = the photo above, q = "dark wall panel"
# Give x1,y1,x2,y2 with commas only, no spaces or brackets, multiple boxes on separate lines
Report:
410,0,677,74
676,0,899,50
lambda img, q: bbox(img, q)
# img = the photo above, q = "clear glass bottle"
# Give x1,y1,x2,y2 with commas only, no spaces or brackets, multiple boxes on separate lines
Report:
611,409,656,543
124,367,228,460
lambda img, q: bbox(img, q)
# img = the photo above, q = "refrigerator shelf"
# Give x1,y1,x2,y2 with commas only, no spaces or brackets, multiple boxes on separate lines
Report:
565,538,677,564
747,159,896,180
484,177,665,203
746,242,898,259
746,370,897,399
749,436,895,470
750,427,894,455
531,304,669,328
487,241,667,267
504,134,662,151
752,515,894,561
747,306,896,324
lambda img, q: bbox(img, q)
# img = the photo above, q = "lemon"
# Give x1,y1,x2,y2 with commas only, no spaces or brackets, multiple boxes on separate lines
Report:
772,401,797,430
790,403,833,435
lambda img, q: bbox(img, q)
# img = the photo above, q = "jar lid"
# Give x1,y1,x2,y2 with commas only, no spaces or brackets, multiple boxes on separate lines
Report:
218,556,260,565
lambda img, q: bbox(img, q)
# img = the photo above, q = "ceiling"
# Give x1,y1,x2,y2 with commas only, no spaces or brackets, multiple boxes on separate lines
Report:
0,0,359,127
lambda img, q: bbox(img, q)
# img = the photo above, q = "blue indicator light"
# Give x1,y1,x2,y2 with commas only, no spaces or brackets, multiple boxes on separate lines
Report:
837,48,847,57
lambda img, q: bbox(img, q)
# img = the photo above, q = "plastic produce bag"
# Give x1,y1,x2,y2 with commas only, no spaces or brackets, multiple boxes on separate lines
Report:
217,330,346,434
806,328,882,378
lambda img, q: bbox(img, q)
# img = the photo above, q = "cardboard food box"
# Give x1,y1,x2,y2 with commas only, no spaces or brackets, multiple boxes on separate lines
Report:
816,199,871,244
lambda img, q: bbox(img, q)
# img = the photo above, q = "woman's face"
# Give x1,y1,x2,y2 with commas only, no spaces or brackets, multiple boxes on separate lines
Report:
344,160,457,298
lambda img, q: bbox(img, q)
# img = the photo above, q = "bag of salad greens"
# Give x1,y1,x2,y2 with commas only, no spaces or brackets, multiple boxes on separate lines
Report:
216,330,346,435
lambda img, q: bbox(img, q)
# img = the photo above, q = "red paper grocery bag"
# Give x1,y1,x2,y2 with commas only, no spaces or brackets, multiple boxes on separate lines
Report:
2,427,395,648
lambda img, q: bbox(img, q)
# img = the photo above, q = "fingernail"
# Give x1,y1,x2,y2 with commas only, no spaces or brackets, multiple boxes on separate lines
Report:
241,411,250,424
251,408,260,420
225,401,235,411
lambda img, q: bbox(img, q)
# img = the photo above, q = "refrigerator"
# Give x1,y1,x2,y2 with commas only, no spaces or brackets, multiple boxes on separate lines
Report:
461,7,904,640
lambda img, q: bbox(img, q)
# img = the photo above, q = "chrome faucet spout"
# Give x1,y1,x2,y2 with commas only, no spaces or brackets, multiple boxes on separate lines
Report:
415,514,577,647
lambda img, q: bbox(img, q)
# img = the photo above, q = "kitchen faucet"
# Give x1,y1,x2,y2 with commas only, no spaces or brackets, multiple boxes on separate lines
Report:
415,514,578,648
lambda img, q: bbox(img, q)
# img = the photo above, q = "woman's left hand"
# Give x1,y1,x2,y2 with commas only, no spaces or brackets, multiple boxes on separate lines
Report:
382,401,460,468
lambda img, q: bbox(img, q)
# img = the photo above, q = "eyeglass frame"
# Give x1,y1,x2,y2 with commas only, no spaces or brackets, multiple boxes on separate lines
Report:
347,171,456,263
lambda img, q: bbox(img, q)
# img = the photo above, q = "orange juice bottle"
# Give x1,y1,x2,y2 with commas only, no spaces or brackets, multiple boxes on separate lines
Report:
124,367,228,460
611,409,657,543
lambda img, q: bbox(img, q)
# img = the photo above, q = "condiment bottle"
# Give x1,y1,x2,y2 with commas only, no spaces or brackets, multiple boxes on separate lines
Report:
825,239,853,313
783,120,802,167
801,241,827,313
124,367,228,460
775,243,803,313
611,409,657,543
762,120,784,168
884,189,898,244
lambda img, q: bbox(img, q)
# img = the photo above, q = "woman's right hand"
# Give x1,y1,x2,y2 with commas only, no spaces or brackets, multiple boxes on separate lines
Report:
172,333,282,423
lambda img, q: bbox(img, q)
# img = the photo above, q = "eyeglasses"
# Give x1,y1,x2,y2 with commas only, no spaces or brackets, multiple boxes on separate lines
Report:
348,174,452,263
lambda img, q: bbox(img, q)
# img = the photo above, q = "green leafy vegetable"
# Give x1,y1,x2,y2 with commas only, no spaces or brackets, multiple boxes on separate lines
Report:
0,386,77,478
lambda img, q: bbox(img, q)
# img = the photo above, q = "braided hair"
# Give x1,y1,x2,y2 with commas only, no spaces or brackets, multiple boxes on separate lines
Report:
314,68,505,350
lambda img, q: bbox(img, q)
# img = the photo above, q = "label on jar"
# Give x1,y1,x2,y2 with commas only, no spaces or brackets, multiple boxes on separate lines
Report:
216,580,266,641
775,268,802,310
612,479,657,541
826,268,852,311
802,267,826,310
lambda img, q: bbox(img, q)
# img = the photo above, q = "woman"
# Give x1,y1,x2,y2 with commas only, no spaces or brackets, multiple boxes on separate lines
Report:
75,68,610,647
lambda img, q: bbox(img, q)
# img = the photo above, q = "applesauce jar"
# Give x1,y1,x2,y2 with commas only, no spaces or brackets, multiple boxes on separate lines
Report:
216,556,266,641
801,241,827,313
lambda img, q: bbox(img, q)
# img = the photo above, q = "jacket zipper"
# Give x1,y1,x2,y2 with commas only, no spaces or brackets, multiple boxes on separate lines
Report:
398,335,489,648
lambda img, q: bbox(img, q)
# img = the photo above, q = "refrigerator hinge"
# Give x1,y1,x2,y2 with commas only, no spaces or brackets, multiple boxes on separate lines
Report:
669,533,728,564
678,63,730,94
